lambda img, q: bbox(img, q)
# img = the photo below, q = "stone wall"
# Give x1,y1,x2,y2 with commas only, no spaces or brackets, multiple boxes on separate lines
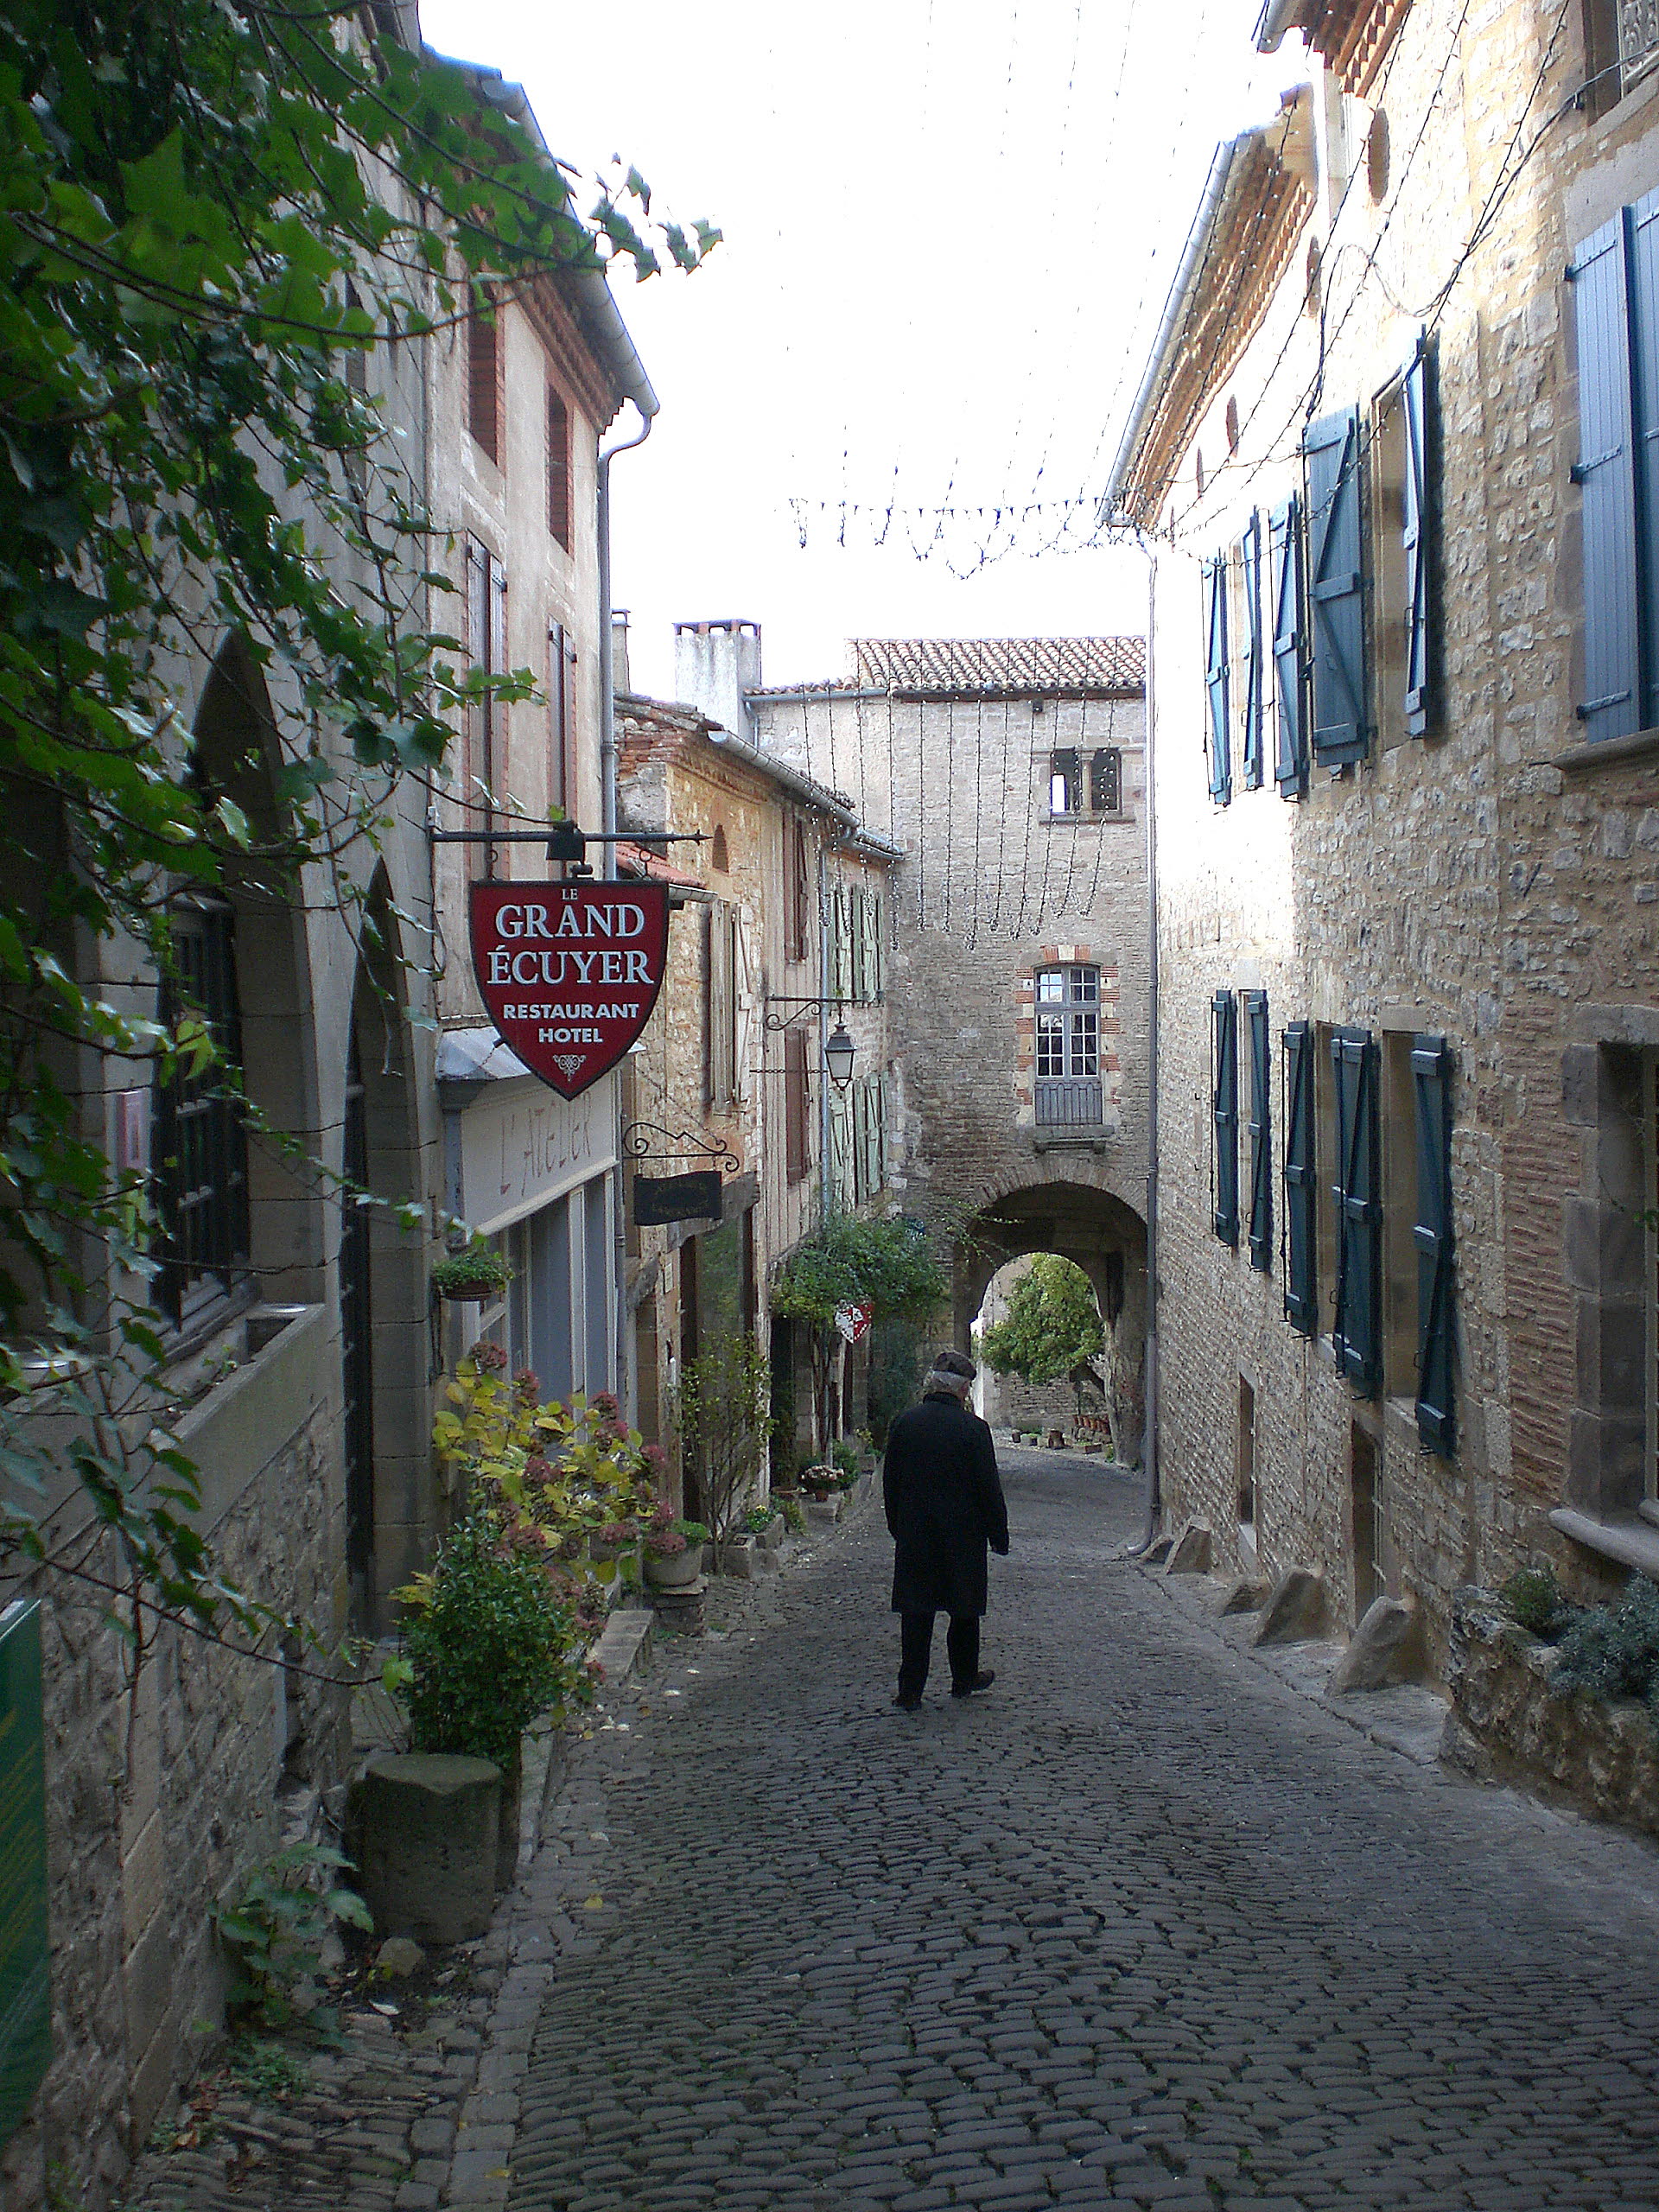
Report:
1133,0,1659,1673
0,1308,349,2210
1446,1591,1659,1840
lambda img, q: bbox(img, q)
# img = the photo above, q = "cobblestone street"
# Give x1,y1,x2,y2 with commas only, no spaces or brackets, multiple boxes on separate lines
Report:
500,1452,1659,2212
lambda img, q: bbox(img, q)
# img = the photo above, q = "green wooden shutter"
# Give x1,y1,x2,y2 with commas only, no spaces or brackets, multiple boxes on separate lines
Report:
1569,213,1640,742
1411,1035,1456,1455
1305,406,1370,765
1244,991,1272,1271
875,1071,888,1189
1402,338,1437,737
1282,1020,1317,1332
870,892,885,998
1212,990,1239,1245
830,1088,853,1208
1270,497,1308,797
1243,512,1265,790
1204,556,1232,804
1331,1027,1381,1394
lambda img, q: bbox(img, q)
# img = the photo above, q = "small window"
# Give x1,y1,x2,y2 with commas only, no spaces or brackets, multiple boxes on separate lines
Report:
1305,238,1322,318
467,293,499,465
710,823,729,874
1225,395,1240,452
788,821,811,963
1366,108,1390,201
547,388,570,548
1051,749,1122,816
1049,749,1082,814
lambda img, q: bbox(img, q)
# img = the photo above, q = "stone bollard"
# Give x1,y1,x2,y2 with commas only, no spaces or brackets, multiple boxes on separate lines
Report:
1250,1567,1327,1647
347,1753,501,1945
1164,1519,1213,1575
1329,1595,1421,1693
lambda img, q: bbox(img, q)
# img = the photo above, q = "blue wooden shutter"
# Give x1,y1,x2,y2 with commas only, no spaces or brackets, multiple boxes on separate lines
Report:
1411,1035,1456,1455
1630,188,1659,732
1204,556,1232,804
1282,1021,1317,1331
1212,991,1239,1245
1244,991,1272,1270
1304,407,1370,764
1569,213,1640,742
1243,513,1265,789
1402,339,1437,737
1331,1027,1381,1394
1270,497,1309,797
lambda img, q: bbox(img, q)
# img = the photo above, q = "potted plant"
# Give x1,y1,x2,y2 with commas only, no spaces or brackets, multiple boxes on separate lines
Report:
430,1243,511,1302
803,1464,836,1503
643,1501,709,1589
745,1500,785,1548
394,1510,587,1887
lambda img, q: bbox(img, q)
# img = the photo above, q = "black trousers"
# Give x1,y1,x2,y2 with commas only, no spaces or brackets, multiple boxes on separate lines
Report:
898,1611,979,1700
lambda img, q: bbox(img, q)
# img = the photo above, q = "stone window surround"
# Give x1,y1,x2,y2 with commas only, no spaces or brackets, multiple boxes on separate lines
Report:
1555,1007,1659,1573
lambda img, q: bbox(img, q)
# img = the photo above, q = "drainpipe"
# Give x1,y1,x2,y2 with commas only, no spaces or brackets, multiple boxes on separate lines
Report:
1136,535,1161,1548
599,404,654,886
597,401,655,1421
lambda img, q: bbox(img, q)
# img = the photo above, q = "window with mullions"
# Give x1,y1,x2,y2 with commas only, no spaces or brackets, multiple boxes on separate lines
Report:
152,898,251,1331
1047,749,1123,817
1034,966,1103,1128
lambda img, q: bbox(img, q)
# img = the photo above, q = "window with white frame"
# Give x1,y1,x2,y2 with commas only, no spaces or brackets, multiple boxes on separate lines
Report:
1034,965,1103,1127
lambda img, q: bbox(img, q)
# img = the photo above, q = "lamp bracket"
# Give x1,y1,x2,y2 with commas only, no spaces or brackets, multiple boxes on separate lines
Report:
762,995,848,1033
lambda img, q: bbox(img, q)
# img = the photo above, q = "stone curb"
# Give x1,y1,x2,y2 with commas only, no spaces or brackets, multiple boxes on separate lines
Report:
1136,1558,1451,1767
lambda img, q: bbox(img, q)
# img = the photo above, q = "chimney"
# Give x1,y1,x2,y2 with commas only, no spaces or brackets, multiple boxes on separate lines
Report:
612,608,632,696
673,620,762,741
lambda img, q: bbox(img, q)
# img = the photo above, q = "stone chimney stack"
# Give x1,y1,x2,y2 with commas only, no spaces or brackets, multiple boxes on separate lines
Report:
612,608,632,696
672,620,762,741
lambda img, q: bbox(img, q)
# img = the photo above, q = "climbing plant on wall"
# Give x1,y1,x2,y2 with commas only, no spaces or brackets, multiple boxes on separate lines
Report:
0,0,715,1632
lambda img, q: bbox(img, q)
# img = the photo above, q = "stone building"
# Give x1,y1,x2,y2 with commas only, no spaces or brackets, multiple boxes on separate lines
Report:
674,626,1151,1452
616,652,899,1484
1106,0,1659,1670
0,41,658,2203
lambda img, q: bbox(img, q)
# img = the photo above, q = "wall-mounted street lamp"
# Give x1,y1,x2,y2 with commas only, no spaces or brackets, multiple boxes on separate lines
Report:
764,996,858,1087
824,1025,856,1087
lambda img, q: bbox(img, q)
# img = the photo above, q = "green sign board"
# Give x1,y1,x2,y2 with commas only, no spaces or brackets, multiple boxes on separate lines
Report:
0,1600,50,2143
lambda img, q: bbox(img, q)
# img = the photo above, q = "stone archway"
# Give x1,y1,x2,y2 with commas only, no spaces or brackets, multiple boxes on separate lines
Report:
956,1179,1147,1463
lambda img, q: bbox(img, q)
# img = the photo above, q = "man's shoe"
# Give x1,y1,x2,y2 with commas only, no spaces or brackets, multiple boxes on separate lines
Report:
951,1670,995,1698
893,1693,922,1710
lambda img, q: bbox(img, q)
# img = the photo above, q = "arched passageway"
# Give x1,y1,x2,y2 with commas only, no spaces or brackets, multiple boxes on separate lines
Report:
955,1179,1147,1464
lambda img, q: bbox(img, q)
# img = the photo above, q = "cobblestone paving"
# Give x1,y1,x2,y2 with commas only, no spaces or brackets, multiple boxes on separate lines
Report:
505,1453,1659,2212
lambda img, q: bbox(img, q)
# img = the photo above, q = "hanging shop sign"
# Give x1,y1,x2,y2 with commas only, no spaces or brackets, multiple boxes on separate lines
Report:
470,881,671,1102
835,1300,874,1345
632,1170,723,1228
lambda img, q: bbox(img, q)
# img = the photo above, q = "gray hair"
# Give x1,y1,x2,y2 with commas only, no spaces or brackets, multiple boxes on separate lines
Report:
923,1363,974,1399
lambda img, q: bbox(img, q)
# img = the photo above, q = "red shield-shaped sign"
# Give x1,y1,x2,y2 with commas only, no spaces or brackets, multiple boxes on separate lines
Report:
469,880,671,1100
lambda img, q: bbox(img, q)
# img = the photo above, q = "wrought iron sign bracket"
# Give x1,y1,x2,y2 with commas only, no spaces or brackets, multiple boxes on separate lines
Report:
762,995,847,1033
622,1121,741,1174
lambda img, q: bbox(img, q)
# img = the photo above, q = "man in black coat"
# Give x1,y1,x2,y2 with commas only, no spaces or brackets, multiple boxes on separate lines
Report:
882,1347,1010,1708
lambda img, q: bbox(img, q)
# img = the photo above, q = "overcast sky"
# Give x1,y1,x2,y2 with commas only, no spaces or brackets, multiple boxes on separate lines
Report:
419,0,1306,697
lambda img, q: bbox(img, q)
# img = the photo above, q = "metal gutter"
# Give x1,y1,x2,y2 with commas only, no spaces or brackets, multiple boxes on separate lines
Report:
701,725,862,830
1101,136,1247,524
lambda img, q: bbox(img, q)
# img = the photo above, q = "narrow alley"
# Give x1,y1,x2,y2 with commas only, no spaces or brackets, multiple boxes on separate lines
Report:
480,1460,1659,2212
